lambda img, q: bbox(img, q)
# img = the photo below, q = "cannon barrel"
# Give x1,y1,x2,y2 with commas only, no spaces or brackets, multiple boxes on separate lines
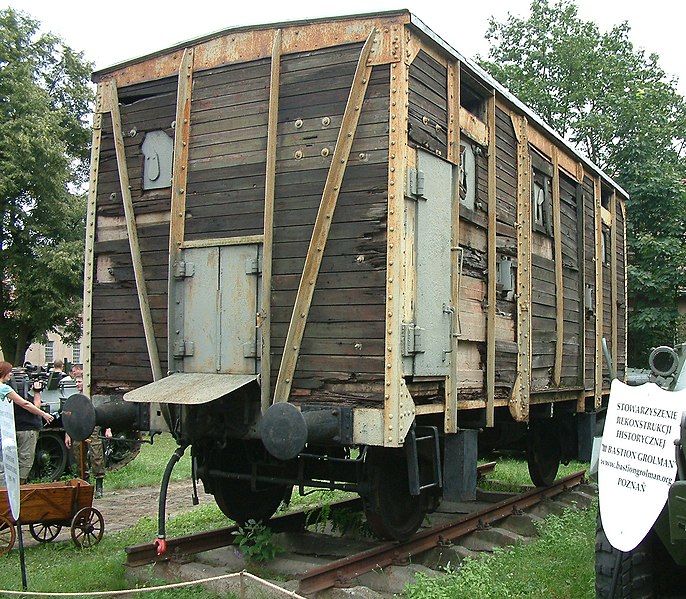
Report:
61,394,140,442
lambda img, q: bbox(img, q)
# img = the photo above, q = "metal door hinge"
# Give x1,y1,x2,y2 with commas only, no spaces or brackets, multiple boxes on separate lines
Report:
243,341,257,358
407,168,425,198
245,256,262,275
402,323,424,356
173,340,195,357
173,261,195,279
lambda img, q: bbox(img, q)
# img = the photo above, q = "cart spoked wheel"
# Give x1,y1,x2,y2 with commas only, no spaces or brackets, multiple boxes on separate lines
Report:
70,507,104,548
0,516,15,555
29,523,63,543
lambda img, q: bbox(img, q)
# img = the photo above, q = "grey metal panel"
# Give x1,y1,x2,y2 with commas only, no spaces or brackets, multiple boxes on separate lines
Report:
415,149,453,376
124,373,257,404
182,247,220,373
180,245,259,375
218,244,259,374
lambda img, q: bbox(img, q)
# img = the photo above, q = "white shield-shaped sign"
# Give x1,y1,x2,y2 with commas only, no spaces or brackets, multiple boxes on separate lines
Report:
598,380,685,551
0,398,21,520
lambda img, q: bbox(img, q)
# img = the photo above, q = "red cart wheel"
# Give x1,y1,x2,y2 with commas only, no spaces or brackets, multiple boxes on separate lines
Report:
0,515,15,555
70,507,104,548
29,523,63,543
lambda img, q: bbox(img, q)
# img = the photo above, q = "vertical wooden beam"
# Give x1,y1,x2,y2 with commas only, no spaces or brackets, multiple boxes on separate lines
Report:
261,30,282,414
107,82,163,381
384,30,412,447
485,93,497,427
611,190,618,380
273,29,376,404
594,177,603,409
82,84,105,398
552,150,563,386
511,115,531,422
575,183,586,411
445,60,460,434
168,49,194,376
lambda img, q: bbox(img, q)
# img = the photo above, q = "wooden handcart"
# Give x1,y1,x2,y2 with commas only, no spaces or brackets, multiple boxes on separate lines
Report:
0,479,104,553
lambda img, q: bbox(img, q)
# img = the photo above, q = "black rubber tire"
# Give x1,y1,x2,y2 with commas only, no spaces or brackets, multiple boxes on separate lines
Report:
527,419,561,487
595,513,655,599
363,447,426,541
30,431,68,481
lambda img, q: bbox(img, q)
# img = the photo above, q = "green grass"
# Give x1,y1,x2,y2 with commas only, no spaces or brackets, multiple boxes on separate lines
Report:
405,505,596,599
0,509,229,597
106,433,193,490
404,456,595,598
478,456,587,492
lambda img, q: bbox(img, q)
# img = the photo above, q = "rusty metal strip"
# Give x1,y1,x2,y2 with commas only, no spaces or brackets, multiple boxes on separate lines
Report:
552,149,564,386
510,116,531,422
106,81,163,382
168,49,195,376
273,29,376,404
82,84,105,397
261,30,282,414
486,94,497,427
445,61,461,435
611,191,618,380
298,470,586,594
594,177,603,408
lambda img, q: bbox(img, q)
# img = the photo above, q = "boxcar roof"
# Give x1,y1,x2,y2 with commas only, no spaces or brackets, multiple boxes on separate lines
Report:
93,9,628,199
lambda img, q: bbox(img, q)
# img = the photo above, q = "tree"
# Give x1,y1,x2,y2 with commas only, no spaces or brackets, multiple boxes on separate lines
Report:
480,0,686,365
0,8,93,364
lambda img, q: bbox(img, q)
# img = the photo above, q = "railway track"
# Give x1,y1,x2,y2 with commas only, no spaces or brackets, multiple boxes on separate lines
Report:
126,466,590,595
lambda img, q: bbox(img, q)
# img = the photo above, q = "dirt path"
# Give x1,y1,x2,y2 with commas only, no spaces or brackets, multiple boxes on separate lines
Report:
96,479,214,533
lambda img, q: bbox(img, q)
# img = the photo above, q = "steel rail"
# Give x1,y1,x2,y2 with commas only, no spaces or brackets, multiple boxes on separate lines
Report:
298,469,587,594
125,497,363,566
125,460,498,567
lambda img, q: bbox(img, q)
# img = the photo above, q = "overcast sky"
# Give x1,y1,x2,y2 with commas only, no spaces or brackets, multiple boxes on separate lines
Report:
4,0,686,96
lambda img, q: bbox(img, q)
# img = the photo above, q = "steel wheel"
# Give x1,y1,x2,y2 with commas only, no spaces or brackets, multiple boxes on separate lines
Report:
30,431,68,481
70,507,104,548
29,522,63,543
0,516,15,555
363,447,427,541
527,419,561,487
202,441,289,524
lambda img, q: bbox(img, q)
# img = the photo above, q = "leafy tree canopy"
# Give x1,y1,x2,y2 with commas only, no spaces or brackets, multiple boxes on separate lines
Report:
0,8,93,364
480,0,686,365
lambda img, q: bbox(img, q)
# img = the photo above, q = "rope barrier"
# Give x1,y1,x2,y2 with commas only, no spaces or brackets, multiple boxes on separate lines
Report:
0,570,306,598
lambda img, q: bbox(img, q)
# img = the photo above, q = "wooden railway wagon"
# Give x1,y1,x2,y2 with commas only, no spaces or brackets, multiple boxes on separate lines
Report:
82,10,627,540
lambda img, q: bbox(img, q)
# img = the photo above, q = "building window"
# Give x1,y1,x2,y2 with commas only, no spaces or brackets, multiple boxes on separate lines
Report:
45,341,54,363
530,149,554,236
72,344,81,364
532,170,552,235
459,141,477,211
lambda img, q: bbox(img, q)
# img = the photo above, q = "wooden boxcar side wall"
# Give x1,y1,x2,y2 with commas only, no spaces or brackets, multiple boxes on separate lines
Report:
91,79,177,392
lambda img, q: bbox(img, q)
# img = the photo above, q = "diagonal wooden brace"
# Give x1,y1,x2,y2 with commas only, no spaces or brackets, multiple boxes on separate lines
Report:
272,28,377,403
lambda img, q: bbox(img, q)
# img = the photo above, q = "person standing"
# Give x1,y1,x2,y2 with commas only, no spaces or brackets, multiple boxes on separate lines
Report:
64,370,110,498
0,361,54,484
